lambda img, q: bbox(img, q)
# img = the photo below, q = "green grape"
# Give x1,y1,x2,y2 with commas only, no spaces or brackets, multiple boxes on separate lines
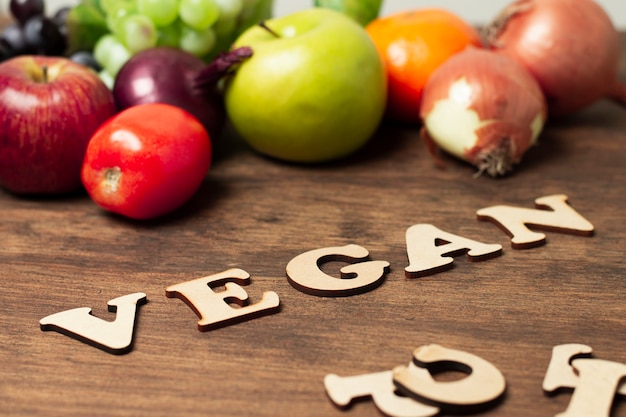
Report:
179,0,220,31
157,22,182,48
107,44,132,76
179,25,216,57
93,34,117,69
314,0,383,26
209,18,237,59
98,69,115,90
235,0,273,36
99,0,119,13
120,14,159,53
106,1,138,34
213,16,236,38
89,0,273,67
212,0,241,44
214,0,243,21
137,0,179,27
93,34,131,77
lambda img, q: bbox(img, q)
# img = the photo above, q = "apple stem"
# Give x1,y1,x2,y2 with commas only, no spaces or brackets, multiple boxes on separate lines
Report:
42,65,49,83
258,21,281,38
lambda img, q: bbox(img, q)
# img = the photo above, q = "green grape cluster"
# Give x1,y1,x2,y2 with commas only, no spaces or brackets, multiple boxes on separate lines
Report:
82,0,273,86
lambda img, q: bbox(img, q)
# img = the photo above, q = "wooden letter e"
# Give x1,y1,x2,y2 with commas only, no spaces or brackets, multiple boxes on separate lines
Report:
166,268,280,331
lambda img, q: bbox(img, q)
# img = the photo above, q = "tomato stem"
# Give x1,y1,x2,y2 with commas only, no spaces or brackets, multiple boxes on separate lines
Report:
103,167,122,194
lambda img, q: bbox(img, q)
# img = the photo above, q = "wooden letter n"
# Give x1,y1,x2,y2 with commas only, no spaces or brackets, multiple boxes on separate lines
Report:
476,194,594,249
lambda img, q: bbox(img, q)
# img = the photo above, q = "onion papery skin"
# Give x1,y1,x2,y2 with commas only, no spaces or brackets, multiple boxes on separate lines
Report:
485,0,624,116
420,47,547,177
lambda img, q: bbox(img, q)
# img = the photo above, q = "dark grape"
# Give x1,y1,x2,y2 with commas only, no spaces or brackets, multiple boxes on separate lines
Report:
0,43,12,62
23,16,67,56
53,6,71,38
9,0,45,26
0,23,33,56
69,51,102,72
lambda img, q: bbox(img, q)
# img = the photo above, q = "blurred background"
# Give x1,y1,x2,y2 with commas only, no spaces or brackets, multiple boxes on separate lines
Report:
1,0,625,29
281,0,626,28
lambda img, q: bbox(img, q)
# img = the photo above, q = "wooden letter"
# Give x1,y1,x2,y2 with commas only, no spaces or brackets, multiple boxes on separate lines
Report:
543,344,626,417
476,194,594,249
39,292,147,355
556,359,626,417
405,224,502,278
166,268,280,331
542,344,594,393
393,344,506,412
286,244,389,297
324,365,439,417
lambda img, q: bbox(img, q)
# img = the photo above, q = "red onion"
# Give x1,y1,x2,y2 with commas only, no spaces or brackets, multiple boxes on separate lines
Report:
420,47,547,177
112,46,252,140
485,0,626,116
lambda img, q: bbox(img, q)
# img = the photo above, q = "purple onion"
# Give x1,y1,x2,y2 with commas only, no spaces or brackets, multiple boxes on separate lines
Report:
112,46,252,141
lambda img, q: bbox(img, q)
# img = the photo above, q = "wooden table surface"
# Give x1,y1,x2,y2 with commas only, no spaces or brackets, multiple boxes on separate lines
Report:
2,29,626,417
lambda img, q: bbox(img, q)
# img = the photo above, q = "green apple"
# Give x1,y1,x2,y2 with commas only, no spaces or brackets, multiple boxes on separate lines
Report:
224,8,387,163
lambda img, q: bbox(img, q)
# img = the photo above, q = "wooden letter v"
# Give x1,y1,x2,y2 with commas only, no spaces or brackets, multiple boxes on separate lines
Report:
39,292,147,355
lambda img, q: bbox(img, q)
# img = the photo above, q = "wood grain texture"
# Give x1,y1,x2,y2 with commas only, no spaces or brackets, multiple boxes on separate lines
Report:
1,29,625,417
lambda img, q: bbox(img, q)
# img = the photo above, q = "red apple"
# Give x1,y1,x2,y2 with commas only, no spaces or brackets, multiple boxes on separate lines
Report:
0,55,116,194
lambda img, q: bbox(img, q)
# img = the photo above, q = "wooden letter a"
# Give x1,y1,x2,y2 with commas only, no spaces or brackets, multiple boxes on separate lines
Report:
166,268,280,331
476,194,594,249
39,292,147,355
405,224,502,278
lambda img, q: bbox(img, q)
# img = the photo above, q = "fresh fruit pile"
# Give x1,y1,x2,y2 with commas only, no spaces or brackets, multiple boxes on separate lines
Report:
0,0,272,219
0,0,624,220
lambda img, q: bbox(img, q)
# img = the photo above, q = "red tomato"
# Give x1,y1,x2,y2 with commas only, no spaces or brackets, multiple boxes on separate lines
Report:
81,103,212,220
